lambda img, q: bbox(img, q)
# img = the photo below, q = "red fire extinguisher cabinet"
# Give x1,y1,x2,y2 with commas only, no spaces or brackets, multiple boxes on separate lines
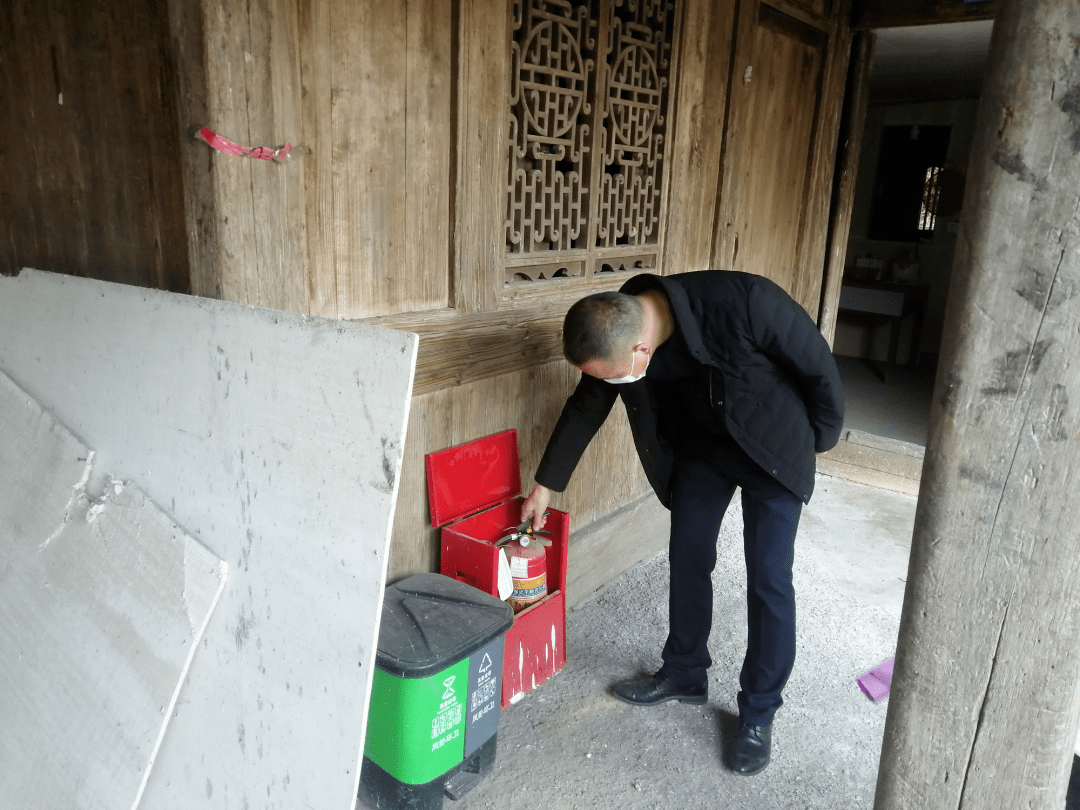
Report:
426,429,568,708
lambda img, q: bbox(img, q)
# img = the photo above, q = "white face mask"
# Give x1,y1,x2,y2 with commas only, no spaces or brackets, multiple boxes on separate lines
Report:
604,347,647,385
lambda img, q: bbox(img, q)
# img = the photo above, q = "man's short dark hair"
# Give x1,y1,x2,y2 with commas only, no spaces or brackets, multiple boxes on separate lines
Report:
562,291,644,367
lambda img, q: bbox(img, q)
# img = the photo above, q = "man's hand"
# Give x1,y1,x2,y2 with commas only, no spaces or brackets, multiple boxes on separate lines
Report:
520,483,553,531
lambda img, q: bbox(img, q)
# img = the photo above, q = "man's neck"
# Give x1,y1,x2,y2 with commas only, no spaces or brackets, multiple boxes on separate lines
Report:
637,289,675,349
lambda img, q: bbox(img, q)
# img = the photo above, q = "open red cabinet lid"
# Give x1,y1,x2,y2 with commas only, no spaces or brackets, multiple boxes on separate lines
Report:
425,429,523,527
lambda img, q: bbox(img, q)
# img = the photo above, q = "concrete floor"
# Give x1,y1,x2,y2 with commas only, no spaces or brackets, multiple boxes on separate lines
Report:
833,354,936,447
451,475,915,810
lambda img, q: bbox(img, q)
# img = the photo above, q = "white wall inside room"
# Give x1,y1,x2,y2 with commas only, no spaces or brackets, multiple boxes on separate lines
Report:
835,98,981,364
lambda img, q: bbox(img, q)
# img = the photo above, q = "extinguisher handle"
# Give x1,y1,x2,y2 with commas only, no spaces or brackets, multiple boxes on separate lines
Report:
520,483,552,530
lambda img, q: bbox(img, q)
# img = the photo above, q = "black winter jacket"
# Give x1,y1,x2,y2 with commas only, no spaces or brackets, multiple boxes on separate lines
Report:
534,271,845,505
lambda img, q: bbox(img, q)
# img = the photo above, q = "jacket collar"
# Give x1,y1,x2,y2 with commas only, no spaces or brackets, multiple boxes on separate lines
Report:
619,273,714,367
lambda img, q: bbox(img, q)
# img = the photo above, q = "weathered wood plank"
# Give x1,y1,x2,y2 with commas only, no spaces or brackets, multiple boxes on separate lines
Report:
818,436,923,493
245,0,305,312
454,0,511,313
198,0,258,300
174,0,305,311
168,0,214,293
846,429,925,459
364,283,632,396
297,0,336,316
714,1,826,312
819,31,875,344
817,429,924,496
2,0,188,289
301,0,452,319
662,0,737,275
817,456,921,496
406,0,453,311
875,1,1080,807
388,385,455,577
264,0,308,311
329,0,407,317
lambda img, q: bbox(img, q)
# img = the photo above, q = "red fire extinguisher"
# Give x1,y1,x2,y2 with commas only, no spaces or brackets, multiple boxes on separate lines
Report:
496,515,552,613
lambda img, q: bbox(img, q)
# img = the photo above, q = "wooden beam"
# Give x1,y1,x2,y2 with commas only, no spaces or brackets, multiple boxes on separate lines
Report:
364,284,611,396
875,1,1080,808
819,31,875,344
763,0,835,34
852,0,998,30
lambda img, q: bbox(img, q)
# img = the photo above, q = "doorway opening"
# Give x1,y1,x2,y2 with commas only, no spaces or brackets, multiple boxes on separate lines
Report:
832,21,992,453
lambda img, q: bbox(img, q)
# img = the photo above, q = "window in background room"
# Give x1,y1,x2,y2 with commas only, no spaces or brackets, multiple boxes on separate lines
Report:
868,125,951,242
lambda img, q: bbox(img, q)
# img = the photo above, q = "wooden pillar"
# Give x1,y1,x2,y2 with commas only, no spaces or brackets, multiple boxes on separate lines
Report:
875,1,1080,808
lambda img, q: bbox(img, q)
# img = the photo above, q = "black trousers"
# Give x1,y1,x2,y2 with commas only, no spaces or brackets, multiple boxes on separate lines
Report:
656,444,802,726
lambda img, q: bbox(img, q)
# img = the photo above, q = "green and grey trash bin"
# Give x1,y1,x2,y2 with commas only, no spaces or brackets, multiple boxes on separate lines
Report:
359,573,514,810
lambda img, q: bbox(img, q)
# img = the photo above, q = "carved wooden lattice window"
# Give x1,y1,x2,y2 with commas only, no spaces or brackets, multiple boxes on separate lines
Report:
506,0,676,285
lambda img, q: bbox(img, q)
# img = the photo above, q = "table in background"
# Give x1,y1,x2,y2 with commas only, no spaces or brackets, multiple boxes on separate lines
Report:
838,278,930,382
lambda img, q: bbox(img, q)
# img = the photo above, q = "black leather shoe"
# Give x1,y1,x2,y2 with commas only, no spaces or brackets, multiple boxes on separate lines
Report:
729,723,771,775
611,674,707,706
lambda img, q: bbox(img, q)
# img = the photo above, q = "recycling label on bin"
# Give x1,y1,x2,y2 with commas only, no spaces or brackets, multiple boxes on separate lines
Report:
431,668,465,754
464,637,504,758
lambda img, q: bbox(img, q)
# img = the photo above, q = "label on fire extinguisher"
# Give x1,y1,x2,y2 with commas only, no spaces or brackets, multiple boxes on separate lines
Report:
509,553,547,612
509,555,530,579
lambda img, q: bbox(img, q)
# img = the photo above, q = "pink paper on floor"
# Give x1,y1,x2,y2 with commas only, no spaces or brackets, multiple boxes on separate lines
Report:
857,657,895,701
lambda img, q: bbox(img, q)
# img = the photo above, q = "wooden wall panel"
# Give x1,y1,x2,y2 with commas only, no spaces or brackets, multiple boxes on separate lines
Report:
662,0,738,275
297,0,335,314
454,0,511,314
406,0,453,313
207,0,305,311
387,359,651,585
0,0,188,289
301,0,451,319
4,0,854,597
329,0,408,317
715,2,826,312
170,0,306,312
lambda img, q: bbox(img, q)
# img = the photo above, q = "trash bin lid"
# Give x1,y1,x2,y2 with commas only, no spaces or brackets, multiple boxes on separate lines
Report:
376,573,514,678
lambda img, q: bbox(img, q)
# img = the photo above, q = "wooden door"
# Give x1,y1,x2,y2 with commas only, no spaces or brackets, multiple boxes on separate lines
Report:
714,1,837,316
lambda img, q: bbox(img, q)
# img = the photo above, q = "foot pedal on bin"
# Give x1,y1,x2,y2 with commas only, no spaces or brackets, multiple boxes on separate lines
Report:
444,768,482,800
